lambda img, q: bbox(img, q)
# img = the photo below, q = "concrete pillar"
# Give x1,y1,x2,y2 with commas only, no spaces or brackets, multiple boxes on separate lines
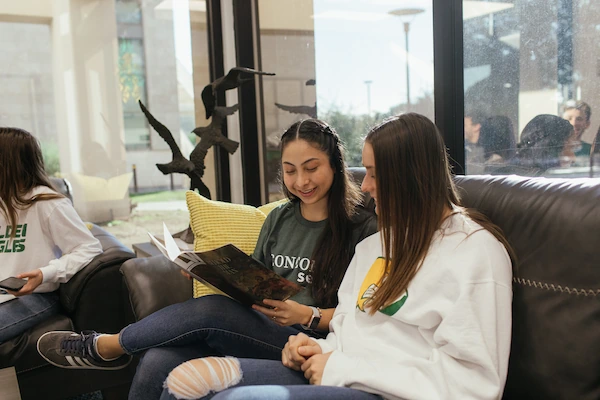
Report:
51,0,131,222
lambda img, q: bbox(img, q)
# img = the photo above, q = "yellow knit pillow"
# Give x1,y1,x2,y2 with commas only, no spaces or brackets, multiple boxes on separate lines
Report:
257,198,289,215
185,191,287,298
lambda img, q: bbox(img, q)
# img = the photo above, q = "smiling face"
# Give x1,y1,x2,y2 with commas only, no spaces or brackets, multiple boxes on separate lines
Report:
361,141,377,215
563,108,590,139
281,139,335,221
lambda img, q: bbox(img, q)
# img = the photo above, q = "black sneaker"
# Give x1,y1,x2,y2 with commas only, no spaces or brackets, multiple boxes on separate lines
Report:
37,330,132,370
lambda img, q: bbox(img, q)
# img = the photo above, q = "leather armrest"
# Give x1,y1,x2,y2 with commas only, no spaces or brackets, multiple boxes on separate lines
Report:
120,256,193,321
49,177,73,203
59,224,135,313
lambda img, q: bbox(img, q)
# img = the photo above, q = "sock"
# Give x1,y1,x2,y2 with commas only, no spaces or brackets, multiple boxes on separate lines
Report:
93,334,121,361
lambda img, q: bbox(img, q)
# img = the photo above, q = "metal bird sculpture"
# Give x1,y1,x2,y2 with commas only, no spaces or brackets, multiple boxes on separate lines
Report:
274,78,317,118
191,104,240,156
138,100,211,199
275,102,318,119
201,67,275,118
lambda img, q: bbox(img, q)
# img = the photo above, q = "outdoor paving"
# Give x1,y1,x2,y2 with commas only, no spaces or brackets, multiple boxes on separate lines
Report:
134,200,188,211
99,203,190,251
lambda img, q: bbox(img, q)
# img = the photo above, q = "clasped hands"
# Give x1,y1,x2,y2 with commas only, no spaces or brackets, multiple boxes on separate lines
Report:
282,332,331,385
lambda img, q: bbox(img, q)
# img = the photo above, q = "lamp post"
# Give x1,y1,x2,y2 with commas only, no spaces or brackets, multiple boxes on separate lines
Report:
364,80,373,115
389,8,424,111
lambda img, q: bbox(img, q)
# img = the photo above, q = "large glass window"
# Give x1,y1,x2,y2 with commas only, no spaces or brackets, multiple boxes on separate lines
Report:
118,37,151,150
116,0,151,151
0,0,212,251
463,0,600,177
0,21,60,175
258,0,434,201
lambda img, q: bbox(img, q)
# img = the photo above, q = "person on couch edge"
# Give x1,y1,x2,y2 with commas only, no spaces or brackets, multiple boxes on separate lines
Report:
37,118,378,399
158,113,516,400
0,127,102,344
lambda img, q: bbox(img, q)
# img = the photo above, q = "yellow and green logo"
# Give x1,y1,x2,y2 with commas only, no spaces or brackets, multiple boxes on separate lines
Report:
356,257,408,316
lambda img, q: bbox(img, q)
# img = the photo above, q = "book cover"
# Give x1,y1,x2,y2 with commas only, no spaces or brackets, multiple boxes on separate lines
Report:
148,224,304,307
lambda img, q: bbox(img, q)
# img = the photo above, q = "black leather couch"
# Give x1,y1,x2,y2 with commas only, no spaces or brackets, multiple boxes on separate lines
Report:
454,175,600,400
0,179,137,400
120,172,600,399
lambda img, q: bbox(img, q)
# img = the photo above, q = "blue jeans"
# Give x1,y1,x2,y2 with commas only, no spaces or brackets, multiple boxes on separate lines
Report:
121,295,319,400
159,359,382,400
0,291,60,343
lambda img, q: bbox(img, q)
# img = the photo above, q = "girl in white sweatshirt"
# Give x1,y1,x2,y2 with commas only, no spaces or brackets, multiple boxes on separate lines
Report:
158,113,515,400
0,127,102,343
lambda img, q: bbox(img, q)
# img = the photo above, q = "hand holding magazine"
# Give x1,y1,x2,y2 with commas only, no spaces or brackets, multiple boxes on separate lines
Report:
148,224,304,307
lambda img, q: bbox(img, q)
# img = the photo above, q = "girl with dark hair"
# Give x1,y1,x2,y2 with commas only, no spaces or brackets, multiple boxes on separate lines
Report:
519,114,574,166
266,118,364,309
0,127,102,343
158,113,514,400
509,114,574,174
38,119,377,400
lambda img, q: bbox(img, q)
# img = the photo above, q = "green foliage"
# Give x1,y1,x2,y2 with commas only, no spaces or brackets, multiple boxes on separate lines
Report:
320,106,393,166
320,94,434,166
40,140,61,176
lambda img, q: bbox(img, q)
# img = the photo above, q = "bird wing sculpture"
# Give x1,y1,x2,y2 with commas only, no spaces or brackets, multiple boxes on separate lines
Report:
138,100,197,177
192,104,240,155
186,143,211,199
210,103,239,127
274,102,318,119
201,67,275,118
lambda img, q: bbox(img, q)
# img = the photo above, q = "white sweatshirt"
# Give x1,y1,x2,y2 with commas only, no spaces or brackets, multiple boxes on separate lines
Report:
0,186,102,297
317,212,513,400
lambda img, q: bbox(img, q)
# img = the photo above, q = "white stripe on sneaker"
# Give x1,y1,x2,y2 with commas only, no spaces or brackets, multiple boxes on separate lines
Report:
66,356,79,367
81,358,95,367
73,357,88,367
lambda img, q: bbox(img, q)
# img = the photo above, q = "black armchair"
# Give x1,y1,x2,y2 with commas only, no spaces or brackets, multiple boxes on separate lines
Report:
0,224,137,400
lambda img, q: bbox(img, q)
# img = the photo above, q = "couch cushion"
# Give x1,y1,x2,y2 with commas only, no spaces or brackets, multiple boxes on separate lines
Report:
121,256,193,321
185,191,287,298
454,175,600,400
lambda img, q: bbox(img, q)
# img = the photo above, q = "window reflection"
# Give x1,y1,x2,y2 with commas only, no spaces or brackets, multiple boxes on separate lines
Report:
0,0,211,223
0,22,59,174
118,38,150,150
258,0,434,201
464,0,600,178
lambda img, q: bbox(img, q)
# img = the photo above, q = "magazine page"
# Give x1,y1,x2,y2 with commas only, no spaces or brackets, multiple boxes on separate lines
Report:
186,244,304,307
148,225,304,307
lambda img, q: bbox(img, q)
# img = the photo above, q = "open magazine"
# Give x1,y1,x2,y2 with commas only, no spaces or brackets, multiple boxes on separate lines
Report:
148,224,304,307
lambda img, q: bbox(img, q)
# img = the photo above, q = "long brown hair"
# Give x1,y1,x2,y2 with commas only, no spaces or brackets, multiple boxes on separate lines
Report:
364,113,514,314
280,119,362,307
0,127,62,238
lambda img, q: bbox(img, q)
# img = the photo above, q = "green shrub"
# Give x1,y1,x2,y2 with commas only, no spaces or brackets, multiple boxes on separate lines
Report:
40,140,61,176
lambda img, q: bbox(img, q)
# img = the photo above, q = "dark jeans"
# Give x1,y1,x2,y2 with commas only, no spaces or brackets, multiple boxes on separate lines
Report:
121,295,316,400
0,292,60,343
159,359,382,400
